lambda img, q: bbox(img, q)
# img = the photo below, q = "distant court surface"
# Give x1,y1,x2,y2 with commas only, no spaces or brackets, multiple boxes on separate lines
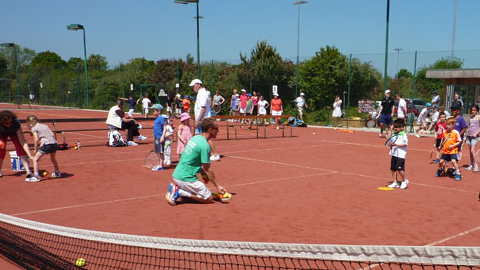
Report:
0,103,479,269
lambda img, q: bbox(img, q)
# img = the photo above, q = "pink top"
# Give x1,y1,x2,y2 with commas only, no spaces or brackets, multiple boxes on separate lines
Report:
240,94,248,108
468,117,480,137
177,124,193,155
252,96,259,106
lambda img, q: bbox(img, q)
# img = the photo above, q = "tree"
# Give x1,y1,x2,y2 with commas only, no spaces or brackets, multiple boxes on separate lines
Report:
396,68,413,79
30,51,66,69
239,40,294,101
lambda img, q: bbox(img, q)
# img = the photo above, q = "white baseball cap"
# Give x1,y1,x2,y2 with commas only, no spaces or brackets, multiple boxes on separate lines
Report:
385,89,391,94
241,89,246,92
300,92,305,96
189,79,203,87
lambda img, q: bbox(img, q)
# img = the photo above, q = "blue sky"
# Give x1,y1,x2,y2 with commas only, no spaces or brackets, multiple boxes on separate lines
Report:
1,0,479,74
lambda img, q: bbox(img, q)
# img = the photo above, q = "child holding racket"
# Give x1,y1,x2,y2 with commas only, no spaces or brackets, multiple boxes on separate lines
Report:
163,116,174,167
432,112,447,164
26,115,62,181
151,104,166,171
435,118,462,180
386,119,409,189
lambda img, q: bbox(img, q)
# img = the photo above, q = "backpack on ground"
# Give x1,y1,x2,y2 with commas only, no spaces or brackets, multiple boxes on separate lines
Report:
107,130,127,147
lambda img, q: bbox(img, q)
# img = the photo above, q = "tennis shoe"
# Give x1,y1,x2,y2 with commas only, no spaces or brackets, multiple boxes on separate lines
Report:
399,179,409,189
454,174,462,181
435,169,442,177
415,132,420,138
387,181,399,188
127,141,138,146
137,135,147,141
166,183,180,205
25,175,40,182
432,158,440,164
51,171,61,178
210,155,220,161
465,165,473,171
152,165,164,171
473,166,479,172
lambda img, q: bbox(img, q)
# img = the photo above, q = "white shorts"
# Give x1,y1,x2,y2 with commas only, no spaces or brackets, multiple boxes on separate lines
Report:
143,107,149,115
173,178,212,200
272,110,282,116
240,107,246,114
128,109,134,117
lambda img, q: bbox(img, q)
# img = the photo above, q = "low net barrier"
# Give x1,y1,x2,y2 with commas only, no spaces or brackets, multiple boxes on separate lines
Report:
0,213,479,270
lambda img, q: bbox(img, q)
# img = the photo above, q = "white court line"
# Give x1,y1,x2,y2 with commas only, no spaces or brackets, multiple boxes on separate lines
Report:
226,155,477,194
11,172,333,217
426,224,480,246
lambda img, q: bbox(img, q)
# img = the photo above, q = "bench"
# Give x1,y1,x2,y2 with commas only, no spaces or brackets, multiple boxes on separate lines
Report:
193,115,294,140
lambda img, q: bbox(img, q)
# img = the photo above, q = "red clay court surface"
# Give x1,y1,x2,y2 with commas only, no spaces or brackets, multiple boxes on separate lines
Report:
0,103,479,267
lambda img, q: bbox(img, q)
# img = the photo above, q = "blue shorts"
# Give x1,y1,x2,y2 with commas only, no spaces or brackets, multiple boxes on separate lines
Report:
441,153,458,162
466,136,479,146
380,114,392,126
154,138,164,154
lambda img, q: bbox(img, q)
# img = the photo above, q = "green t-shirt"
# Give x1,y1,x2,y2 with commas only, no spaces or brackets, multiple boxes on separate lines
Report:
172,135,211,182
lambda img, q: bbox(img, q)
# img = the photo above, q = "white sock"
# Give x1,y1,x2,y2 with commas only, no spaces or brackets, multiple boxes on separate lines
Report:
178,189,191,198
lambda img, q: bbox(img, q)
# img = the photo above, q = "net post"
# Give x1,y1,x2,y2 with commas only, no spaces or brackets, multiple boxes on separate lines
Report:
226,118,230,140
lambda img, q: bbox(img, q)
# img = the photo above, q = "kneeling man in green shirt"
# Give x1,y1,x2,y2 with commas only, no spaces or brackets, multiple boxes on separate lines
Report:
166,117,227,205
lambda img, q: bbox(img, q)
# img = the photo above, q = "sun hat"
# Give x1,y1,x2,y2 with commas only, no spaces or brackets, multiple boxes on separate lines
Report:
180,113,191,122
150,104,163,110
385,90,391,94
189,79,203,87
241,89,246,92
300,93,305,96
426,102,431,106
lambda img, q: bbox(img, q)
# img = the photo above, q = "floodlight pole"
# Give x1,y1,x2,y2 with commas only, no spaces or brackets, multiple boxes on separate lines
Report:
1,43,19,97
394,48,402,78
175,0,201,79
67,24,89,108
383,0,390,92
294,1,307,115
451,0,457,59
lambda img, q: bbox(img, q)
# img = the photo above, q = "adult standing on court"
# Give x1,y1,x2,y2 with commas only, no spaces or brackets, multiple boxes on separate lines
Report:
212,90,225,116
0,110,34,180
295,92,308,122
377,90,395,138
451,92,464,113
431,91,441,109
106,100,147,146
395,93,407,121
251,91,259,116
190,79,219,161
239,89,248,122
166,118,227,206
270,93,283,129
229,89,238,118
137,94,151,119
331,95,342,129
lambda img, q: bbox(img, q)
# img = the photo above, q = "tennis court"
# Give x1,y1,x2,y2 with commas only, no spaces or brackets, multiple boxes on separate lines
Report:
0,104,479,269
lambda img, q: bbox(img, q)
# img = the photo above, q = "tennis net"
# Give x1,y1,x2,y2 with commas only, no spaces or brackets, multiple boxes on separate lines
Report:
0,213,479,270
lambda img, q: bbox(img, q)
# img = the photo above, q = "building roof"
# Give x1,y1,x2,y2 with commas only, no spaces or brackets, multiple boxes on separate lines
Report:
426,69,480,79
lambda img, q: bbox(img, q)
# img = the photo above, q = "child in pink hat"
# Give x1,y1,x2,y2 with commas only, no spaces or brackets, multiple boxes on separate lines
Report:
177,113,193,158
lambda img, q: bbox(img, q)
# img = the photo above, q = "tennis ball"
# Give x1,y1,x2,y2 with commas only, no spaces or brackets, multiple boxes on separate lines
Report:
42,171,48,177
75,258,86,267
74,146,78,150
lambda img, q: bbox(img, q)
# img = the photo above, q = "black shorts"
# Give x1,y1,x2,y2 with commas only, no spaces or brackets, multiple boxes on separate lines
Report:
39,144,58,154
435,139,442,148
252,106,258,115
154,138,164,154
390,156,405,171
441,153,458,162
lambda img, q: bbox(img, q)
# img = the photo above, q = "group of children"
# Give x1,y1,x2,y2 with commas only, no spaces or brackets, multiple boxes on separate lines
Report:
150,104,193,171
0,111,61,183
387,103,480,189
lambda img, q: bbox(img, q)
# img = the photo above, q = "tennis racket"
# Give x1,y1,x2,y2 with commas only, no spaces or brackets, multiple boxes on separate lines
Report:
144,150,158,169
438,134,451,151
385,133,399,148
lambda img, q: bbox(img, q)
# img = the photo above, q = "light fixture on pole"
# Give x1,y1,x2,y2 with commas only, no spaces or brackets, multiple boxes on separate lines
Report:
394,48,402,78
67,23,89,108
1,43,19,97
294,1,307,106
175,0,201,80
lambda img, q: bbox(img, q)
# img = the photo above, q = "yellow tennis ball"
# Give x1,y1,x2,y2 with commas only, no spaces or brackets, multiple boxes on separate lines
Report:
74,146,78,150
76,258,86,267
42,171,48,177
